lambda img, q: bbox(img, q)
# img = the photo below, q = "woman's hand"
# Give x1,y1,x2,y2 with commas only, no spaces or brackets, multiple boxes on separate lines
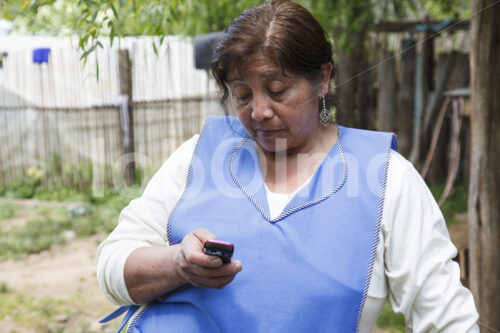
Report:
124,228,242,303
176,228,242,289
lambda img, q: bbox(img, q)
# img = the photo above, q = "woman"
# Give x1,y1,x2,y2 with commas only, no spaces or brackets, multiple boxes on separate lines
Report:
98,1,479,331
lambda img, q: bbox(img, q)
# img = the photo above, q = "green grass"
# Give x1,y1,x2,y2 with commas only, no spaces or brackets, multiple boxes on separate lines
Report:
33,186,93,202
0,287,121,332
0,181,93,202
0,217,69,259
0,203,15,220
376,301,405,332
0,290,67,330
0,187,142,260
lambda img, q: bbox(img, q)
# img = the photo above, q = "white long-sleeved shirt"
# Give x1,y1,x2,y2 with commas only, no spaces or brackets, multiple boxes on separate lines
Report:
97,134,479,332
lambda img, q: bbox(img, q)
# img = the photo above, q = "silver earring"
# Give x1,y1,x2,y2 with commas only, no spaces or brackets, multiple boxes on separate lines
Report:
319,96,330,126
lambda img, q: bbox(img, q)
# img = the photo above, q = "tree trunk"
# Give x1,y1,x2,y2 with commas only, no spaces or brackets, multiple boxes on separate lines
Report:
469,0,500,331
409,29,434,166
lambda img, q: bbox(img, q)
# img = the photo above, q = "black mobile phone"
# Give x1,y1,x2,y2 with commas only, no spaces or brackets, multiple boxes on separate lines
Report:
203,239,234,263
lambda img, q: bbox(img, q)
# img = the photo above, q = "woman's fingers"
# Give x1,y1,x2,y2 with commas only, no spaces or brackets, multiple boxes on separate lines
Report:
192,228,217,244
181,232,222,268
187,273,238,289
186,260,242,278
182,246,221,268
180,247,242,278
178,258,242,289
177,228,242,289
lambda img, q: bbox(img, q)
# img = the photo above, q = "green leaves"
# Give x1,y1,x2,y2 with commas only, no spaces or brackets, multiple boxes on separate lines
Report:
1,0,470,60
110,3,119,19
79,44,95,61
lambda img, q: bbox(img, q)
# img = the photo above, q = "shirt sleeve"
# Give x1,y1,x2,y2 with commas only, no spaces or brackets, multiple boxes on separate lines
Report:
383,150,479,332
96,135,198,305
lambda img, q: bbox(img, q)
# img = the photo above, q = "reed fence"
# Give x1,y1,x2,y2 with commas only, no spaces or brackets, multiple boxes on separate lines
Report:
0,36,221,190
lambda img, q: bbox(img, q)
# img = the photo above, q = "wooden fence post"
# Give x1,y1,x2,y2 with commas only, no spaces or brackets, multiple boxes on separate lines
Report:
409,23,434,166
377,51,397,132
395,37,415,157
118,49,135,186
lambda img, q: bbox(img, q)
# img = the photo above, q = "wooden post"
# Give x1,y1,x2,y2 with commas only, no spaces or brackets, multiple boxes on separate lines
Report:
395,37,415,157
118,49,135,186
377,51,397,132
409,22,434,166
469,0,500,329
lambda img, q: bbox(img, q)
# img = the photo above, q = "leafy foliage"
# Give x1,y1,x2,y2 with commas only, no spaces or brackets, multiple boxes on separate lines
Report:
1,0,470,57
301,0,374,50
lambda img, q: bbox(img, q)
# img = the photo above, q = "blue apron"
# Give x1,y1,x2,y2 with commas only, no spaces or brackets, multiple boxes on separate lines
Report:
102,116,398,332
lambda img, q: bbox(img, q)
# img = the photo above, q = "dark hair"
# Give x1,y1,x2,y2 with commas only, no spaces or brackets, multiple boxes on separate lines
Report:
211,0,335,115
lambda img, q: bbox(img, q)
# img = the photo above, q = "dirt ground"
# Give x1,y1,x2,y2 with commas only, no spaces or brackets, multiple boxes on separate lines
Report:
0,236,118,332
0,199,117,332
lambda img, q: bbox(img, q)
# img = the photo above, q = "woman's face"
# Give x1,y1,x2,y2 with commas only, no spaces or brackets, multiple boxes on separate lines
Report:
227,54,331,154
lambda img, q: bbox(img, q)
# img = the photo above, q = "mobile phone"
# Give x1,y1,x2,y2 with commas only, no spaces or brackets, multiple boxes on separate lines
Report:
203,239,234,263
